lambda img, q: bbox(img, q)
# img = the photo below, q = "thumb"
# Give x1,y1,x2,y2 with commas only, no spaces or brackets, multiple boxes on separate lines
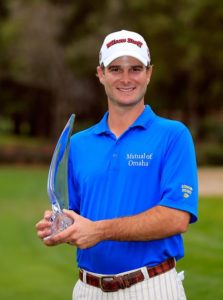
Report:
63,209,78,221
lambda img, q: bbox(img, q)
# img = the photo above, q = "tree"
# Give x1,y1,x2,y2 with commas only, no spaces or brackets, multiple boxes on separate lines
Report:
0,0,222,141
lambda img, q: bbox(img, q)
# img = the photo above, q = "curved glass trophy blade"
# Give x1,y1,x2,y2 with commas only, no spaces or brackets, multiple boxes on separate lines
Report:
45,114,75,239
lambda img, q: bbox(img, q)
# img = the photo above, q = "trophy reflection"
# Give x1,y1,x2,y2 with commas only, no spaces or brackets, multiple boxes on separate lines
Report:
44,114,75,239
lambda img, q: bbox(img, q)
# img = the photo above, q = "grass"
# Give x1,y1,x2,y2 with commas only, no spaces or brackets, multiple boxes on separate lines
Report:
177,196,223,299
0,166,76,300
0,166,222,300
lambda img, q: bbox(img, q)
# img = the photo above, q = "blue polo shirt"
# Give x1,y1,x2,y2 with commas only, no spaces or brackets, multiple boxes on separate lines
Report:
68,105,198,274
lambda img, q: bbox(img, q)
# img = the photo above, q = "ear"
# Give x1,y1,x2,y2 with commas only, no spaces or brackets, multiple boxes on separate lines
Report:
146,65,153,85
96,66,105,85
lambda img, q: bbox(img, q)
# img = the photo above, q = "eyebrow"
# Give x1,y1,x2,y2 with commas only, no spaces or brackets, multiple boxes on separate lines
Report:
108,65,144,69
107,65,119,69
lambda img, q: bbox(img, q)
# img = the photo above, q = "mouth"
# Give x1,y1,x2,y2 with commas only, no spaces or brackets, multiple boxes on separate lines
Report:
117,87,136,93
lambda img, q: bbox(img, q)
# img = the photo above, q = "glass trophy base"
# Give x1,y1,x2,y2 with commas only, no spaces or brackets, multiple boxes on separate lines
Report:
44,211,73,240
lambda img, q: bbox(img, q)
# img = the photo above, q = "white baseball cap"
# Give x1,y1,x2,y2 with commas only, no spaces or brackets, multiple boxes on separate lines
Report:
99,29,151,67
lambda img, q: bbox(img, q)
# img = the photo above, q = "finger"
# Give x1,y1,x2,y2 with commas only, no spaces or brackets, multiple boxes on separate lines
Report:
35,219,52,231
49,226,73,244
37,228,52,240
43,236,59,247
44,210,52,220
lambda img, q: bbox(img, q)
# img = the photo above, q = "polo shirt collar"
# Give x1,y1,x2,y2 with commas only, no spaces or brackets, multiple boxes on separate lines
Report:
93,105,156,135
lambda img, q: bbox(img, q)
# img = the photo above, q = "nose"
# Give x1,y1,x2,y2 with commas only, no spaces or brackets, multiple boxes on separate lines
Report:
120,70,131,84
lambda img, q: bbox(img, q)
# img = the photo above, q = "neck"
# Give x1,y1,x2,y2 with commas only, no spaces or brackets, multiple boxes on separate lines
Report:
107,102,145,138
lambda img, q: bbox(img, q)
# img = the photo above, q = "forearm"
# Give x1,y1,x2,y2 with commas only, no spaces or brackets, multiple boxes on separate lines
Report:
97,206,190,242
39,206,190,249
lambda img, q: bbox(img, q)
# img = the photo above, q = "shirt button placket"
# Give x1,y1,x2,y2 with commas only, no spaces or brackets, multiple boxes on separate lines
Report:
110,140,120,171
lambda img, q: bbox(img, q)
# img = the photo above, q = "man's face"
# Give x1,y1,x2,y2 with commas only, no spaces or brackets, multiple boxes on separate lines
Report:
97,56,152,108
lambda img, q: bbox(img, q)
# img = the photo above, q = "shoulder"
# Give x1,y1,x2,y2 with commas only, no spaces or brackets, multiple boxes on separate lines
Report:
69,125,97,159
150,116,194,150
71,124,97,140
153,115,191,137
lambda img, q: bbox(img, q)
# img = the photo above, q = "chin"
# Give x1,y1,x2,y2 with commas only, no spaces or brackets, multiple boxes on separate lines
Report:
117,99,143,107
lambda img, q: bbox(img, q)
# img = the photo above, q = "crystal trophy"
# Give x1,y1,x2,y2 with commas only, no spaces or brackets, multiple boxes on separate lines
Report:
44,114,75,239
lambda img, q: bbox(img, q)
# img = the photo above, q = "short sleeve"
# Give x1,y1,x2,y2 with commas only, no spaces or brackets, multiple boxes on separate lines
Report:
159,125,198,223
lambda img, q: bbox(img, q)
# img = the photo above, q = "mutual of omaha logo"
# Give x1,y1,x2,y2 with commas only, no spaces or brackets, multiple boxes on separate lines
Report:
126,153,153,167
181,184,193,198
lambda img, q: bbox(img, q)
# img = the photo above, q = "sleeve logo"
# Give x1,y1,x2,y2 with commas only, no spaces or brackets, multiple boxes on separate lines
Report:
181,184,193,198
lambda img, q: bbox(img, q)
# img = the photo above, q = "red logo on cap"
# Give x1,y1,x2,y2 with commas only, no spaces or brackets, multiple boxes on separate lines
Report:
107,39,126,48
106,38,143,49
127,38,143,48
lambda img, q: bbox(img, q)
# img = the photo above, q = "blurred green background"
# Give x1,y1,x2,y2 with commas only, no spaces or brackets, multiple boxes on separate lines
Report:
0,0,222,299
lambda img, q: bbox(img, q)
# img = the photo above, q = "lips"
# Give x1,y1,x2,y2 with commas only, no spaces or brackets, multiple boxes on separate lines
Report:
117,87,135,92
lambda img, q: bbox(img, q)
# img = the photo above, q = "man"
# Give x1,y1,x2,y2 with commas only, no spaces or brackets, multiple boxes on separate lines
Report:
36,29,198,299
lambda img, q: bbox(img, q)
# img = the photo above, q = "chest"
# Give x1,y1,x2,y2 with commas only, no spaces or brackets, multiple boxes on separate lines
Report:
73,130,168,182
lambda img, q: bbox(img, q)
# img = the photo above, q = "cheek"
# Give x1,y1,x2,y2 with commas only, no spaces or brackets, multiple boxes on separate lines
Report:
104,84,115,96
103,78,116,89
141,77,150,86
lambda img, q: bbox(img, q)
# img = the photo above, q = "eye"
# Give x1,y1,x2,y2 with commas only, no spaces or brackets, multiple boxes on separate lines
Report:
108,66,121,73
131,66,143,72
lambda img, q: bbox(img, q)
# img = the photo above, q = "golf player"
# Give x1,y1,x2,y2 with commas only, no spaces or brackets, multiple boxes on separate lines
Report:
36,29,198,299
